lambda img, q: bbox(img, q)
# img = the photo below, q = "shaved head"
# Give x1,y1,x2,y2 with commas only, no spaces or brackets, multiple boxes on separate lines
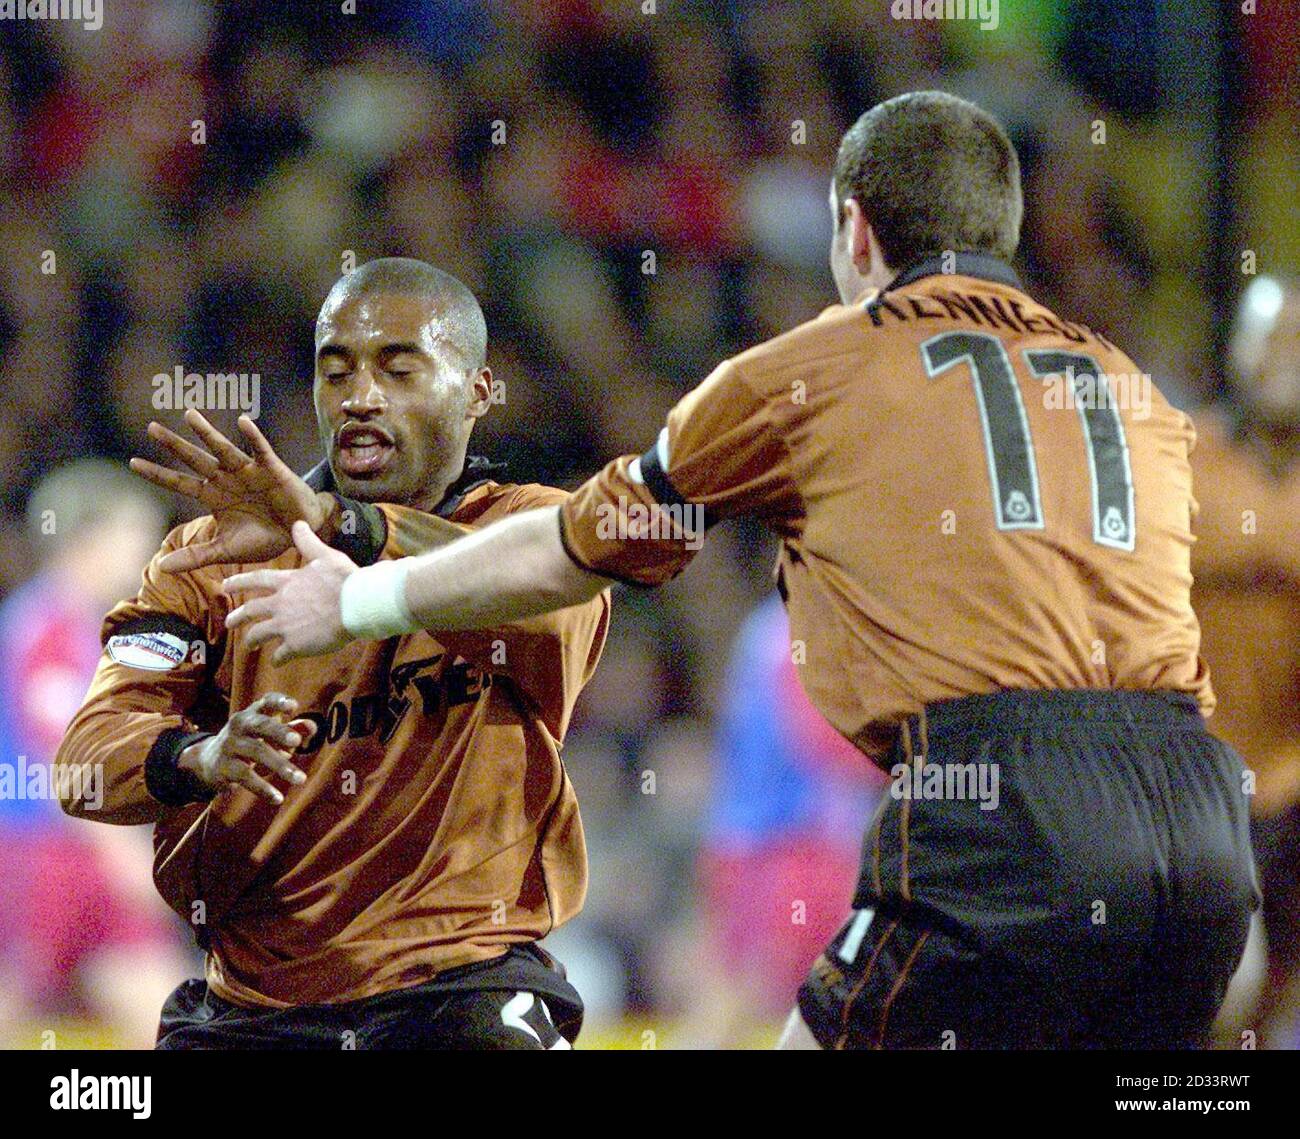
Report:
319,257,487,369
312,257,495,509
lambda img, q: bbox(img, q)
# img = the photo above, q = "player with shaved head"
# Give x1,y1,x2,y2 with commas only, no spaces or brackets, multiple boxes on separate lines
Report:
56,258,610,1050
315,258,491,508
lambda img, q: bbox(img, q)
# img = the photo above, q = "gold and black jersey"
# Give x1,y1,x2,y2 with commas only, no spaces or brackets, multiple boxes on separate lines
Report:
58,481,609,1008
560,254,1210,760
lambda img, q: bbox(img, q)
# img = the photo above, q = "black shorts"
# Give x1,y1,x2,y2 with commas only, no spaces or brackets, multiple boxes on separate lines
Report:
798,690,1259,1050
156,944,582,1050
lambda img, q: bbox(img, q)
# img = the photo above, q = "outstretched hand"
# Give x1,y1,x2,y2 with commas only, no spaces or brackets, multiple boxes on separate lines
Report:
130,409,333,573
224,521,358,664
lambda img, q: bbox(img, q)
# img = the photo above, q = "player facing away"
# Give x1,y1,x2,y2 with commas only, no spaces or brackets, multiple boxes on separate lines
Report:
225,93,1258,1050
56,259,610,1049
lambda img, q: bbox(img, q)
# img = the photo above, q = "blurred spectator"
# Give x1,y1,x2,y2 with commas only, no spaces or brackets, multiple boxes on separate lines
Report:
683,596,887,1046
1191,277,1300,1049
0,460,195,1048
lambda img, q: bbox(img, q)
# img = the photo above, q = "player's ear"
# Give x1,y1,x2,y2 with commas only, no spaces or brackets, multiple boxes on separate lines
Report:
844,198,873,263
466,367,493,420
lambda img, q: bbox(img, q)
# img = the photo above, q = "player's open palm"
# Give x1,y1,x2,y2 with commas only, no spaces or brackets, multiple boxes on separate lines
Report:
178,692,315,806
224,522,357,664
131,409,330,573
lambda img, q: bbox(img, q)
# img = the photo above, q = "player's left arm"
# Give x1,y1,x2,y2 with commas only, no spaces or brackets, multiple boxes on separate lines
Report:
223,358,800,660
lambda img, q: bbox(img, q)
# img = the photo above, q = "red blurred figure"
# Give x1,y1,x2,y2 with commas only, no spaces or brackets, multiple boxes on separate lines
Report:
691,596,887,1045
0,460,192,1047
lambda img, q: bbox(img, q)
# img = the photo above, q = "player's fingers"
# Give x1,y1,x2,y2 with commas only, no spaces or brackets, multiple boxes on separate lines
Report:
271,641,309,667
236,415,289,471
292,519,333,562
251,691,298,716
159,540,230,574
223,569,284,598
269,637,309,663
238,710,303,750
185,409,252,472
228,736,307,785
225,598,277,631
243,620,285,653
129,457,207,500
147,420,220,478
286,718,318,747
220,758,284,805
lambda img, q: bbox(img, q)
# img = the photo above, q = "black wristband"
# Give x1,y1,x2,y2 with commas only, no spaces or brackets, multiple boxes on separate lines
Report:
145,728,218,807
639,442,715,530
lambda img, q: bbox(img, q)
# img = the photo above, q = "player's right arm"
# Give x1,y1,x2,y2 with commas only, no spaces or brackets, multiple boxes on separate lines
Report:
55,520,309,824
559,355,803,584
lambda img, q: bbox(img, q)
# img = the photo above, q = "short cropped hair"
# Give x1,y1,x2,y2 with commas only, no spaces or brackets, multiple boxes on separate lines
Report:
320,257,487,369
833,91,1023,268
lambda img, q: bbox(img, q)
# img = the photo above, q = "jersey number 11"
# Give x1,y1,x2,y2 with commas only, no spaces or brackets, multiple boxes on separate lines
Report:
921,330,1135,551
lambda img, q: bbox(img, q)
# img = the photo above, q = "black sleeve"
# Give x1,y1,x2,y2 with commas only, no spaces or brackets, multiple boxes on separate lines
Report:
144,728,218,807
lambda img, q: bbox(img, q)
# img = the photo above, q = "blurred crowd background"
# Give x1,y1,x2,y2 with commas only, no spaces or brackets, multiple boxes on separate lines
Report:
0,0,1295,1048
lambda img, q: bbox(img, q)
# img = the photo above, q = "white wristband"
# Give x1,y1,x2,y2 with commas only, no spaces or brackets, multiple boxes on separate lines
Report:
339,560,417,640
